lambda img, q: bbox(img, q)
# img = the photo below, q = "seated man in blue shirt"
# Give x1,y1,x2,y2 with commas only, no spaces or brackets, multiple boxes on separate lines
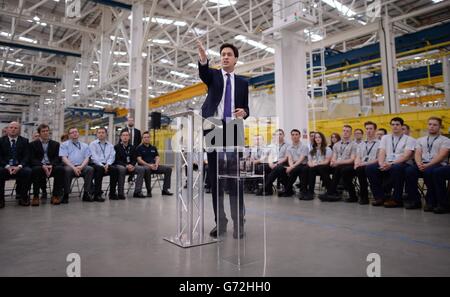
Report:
136,131,173,197
59,127,94,203
89,127,117,202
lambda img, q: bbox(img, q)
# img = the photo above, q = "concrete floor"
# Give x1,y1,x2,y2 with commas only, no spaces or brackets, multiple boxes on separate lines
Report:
1,179,450,277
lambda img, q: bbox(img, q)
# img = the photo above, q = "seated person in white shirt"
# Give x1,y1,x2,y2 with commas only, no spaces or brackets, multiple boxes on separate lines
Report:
89,127,117,202
305,132,333,201
354,121,380,205
320,125,358,202
405,117,450,211
366,117,416,208
256,129,289,196
59,127,94,203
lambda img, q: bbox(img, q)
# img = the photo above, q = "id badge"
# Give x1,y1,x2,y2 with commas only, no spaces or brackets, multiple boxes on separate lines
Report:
387,154,396,162
423,153,432,163
127,156,130,163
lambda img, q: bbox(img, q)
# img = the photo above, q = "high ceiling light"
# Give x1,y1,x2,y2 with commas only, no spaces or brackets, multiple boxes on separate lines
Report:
321,0,356,17
208,0,237,8
170,71,190,78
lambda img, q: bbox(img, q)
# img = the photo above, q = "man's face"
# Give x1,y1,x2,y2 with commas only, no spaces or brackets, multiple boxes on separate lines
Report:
376,130,384,140
142,133,150,144
97,129,107,141
277,132,284,143
127,118,134,127
365,125,375,139
69,129,79,140
354,130,363,141
121,132,130,143
428,120,440,135
39,128,50,141
342,127,352,139
291,132,300,143
402,125,410,135
391,121,402,134
220,47,237,70
33,132,40,141
8,122,20,137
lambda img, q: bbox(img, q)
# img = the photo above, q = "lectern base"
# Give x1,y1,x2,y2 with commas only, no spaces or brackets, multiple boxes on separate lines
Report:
163,234,218,248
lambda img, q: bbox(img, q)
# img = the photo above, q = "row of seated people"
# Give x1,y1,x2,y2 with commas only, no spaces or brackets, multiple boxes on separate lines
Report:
251,116,450,214
0,122,173,209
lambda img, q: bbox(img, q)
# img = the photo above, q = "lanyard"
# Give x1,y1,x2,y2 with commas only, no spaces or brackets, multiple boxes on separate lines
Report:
73,142,81,150
392,135,403,154
339,142,349,157
123,144,131,156
426,136,439,154
364,141,376,158
98,142,107,161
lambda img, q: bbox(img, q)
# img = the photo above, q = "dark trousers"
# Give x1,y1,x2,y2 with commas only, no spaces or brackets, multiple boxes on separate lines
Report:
92,164,119,196
366,163,409,202
307,165,331,194
31,165,65,197
263,163,287,192
329,164,357,199
405,164,441,207
149,165,172,191
63,165,94,196
285,164,308,194
207,150,244,228
432,165,450,208
355,165,370,201
0,167,32,200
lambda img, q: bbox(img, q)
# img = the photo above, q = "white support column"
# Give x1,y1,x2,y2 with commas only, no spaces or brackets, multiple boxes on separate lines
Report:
38,97,44,124
100,7,112,87
443,55,450,108
274,30,308,135
379,16,399,114
108,114,114,143
64,57,75,107
128,1,145,130
85,122,89,143
80,33,91,96
56,80,65,141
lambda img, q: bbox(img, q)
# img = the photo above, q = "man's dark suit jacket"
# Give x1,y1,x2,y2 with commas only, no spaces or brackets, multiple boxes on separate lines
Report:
121,127,142,147
199,60,249,121
113,143,137,166
29,139,62,167
0,135,30,167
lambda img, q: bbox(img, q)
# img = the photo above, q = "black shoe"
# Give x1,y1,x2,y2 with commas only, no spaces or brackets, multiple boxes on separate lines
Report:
162,190,173,196
344,197,358,203
133,192,146,198
118,195,126,200
109,194,119,200
280,191,294,197
0,199,5,208
423,204,434,212
300,193,314,201
19,199,30,206
404,201,422,210
318,193,329,201
82,193,94,202
94,196,105,202
209,225,227,238
433,206,450,214
61,197,69,204
359,198,369,205
326,193,342,202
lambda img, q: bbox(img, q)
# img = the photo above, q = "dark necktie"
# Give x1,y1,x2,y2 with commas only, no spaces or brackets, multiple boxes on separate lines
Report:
223,73,232,121
11,139,17,165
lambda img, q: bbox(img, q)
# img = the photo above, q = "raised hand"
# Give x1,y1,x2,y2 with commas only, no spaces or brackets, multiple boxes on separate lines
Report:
197,39,207,64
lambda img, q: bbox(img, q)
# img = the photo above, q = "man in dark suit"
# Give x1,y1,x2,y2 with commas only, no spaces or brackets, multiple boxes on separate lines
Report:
121,117,142,147
0,121,32,208
29,124,65,206
197,41,249,239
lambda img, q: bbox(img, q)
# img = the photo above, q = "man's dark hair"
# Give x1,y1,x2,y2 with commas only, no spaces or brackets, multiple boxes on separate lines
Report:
68,127,77,133
343,124,353,131
428,116,443,126
142,131,150,137
390,117,404,126
274,129,284,135
378,128,388,135
354,128,364,134
291,129,301,135
96,127,108,134
364,121,377,130
37,123,49,133
220,43,239,58
402,124,410,130
120,130,130,136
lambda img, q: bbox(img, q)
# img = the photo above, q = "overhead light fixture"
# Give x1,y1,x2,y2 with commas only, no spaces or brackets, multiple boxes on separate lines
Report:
157,79,185,88
188,63,198,68
151,39,170,44
170,71,190,78
321,0,356,17
208,0,237,7
234,35,274,53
